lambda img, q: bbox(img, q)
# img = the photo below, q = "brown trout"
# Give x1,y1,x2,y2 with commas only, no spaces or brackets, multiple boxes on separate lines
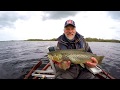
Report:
47,49,104,70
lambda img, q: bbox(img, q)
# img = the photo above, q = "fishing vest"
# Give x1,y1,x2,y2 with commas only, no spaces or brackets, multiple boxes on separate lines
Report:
57,32,92,53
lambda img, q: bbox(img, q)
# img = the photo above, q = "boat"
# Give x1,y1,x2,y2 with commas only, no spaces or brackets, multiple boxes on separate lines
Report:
24,46,116,79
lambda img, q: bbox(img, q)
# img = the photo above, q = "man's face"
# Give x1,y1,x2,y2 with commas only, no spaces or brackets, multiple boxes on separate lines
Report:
64,25,76,40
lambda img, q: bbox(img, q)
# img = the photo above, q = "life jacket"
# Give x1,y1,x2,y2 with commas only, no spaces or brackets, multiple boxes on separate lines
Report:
57,32,92,53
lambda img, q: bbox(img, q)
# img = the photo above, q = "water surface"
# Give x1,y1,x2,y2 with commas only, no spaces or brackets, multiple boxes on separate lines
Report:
0,41,119,79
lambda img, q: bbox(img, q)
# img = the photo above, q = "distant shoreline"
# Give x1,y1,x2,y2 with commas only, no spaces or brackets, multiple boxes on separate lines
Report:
0,38,120,43
24,38,120,43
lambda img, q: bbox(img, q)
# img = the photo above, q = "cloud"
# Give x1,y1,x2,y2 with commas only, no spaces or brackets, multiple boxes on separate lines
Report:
109,27,117,29
0,11,80,29
42,11,80,20
0,11,120,41
0,11,29,29
107,11,120,21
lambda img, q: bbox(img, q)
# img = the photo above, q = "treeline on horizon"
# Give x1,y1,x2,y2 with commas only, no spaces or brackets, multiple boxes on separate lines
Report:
25,38,120,43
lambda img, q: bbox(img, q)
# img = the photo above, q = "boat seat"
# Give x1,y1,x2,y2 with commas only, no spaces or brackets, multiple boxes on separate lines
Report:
33,69,55,74
32,69,55,79
31,66,56,79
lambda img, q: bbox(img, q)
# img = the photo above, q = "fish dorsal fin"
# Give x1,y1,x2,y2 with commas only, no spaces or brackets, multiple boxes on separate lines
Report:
78,48,86,52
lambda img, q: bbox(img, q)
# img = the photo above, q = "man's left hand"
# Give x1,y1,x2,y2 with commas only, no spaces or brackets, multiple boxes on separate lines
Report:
85,57,98,68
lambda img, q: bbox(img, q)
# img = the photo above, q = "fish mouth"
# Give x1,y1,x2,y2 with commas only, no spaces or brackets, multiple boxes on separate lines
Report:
47,55,53,60
47,54,63,63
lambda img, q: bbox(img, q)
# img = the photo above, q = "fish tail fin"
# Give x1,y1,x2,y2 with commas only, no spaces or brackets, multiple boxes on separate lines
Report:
96,56,104,64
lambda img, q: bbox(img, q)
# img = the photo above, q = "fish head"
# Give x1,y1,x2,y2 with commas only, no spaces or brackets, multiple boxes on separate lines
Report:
47,52,63,63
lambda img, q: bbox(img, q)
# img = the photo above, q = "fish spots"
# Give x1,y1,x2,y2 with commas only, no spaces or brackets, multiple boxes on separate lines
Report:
47,49,104,67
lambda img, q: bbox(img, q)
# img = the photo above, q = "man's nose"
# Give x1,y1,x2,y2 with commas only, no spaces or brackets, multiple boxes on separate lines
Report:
68,29,73,32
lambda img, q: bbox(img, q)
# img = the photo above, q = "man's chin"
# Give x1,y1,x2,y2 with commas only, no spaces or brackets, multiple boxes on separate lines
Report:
65,34,75,40
67,36,74,40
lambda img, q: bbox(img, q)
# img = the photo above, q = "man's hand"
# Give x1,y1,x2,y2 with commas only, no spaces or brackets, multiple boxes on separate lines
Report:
85,57,98,68
56,60,71,70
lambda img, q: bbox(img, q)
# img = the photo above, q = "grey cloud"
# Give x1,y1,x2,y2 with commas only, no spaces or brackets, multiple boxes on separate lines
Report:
0,11,80,28
109,27,117,29
116,30,120,33
107,11,120,21
42,11,80,20
0,11,28,29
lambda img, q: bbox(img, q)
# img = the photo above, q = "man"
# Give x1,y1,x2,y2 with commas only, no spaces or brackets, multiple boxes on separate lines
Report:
54,19,98,79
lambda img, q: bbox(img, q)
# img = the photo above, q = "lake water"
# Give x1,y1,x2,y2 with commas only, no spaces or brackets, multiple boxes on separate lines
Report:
0,41,120,79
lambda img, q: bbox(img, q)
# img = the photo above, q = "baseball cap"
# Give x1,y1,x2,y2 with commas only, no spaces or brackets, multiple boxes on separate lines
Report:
64,19,76,28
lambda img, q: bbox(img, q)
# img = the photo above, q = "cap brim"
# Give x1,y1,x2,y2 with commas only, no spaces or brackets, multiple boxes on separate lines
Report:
64,24,75,28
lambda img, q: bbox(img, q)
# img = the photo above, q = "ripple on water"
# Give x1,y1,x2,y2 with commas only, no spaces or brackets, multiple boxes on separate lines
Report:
0,41,120,79
0,56,49,79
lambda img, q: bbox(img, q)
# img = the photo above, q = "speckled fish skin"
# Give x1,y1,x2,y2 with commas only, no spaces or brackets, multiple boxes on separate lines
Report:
47,49,104,65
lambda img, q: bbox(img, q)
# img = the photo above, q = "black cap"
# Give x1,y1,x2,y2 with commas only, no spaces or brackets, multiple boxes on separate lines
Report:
64,20,76,28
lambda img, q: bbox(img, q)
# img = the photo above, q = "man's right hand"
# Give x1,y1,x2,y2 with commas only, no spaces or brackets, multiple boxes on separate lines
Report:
55,60,71,70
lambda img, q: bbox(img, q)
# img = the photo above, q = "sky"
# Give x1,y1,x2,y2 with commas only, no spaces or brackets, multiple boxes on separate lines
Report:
0,11,120,41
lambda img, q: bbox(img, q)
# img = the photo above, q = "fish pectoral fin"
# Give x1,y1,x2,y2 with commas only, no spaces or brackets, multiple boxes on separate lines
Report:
80,63,85,68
